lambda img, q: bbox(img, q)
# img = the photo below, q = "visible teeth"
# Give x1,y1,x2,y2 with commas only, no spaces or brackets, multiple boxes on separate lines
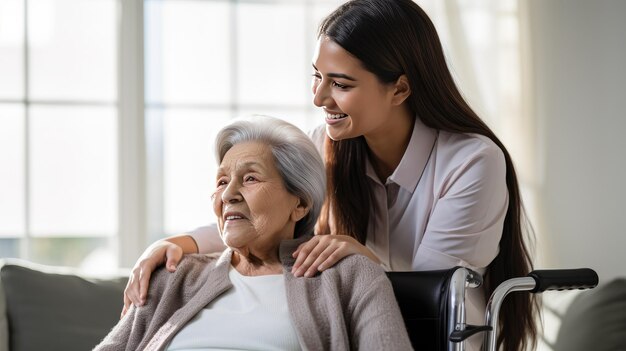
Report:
326,113,347,120
226,215,243,220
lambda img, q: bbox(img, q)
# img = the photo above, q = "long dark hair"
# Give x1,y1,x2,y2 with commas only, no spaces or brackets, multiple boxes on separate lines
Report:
316,1,537,350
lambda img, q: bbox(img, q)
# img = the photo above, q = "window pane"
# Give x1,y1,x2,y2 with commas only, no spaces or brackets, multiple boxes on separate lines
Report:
145,0,231,105
237,108,311,134
237,2,308,106
0,0,24,99
0,238,20,258
311,1,346,28
0,104,25,236
148,108,231,235
29,237,117,273
29,106,117,236
28,0,116,101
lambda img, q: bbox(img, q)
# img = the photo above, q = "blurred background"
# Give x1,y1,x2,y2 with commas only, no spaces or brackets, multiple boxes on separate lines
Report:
1,0,625,347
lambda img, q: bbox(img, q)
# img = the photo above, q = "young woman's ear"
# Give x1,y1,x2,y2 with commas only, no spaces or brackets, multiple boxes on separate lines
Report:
290,199,309,222
391,75,411,106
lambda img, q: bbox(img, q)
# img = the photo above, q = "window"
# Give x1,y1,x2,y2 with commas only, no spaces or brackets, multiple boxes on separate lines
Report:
0,0,344,269
0,0,118,271
143,0,344,242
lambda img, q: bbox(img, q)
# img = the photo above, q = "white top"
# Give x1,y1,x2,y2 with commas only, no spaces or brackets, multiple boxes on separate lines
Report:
165,266,301,351
190,118,508,348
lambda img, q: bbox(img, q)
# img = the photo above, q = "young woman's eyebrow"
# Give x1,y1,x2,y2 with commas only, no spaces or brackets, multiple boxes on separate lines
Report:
312,63,357,81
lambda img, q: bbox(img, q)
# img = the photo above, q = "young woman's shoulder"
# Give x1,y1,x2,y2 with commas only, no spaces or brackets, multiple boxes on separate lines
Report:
307,124,326,155
438,130,503,157
435,130,506,170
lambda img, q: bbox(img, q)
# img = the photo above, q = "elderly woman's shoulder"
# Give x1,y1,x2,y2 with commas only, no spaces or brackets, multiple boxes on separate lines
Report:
142,253,225,305
315,255,392,301
151,253,224,284
173,253,223,274
331,254,387,280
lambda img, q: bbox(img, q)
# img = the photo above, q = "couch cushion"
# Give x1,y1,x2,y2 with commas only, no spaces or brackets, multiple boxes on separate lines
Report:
0,259,127,351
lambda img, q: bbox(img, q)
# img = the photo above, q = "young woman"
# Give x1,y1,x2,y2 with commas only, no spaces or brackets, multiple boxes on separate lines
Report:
124,1,537,350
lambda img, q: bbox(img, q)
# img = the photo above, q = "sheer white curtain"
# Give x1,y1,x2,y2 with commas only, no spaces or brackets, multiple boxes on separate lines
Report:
418,0,535,183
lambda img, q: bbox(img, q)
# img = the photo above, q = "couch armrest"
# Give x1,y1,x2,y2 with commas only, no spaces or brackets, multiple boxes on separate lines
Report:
0,274,7,351
0,258,128,351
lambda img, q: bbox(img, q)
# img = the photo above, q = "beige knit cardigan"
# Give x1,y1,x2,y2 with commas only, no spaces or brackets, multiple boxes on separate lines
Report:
94,236,413,351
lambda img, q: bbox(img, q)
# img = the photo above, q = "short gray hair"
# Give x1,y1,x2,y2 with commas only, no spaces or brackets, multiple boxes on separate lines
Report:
215,116,326,237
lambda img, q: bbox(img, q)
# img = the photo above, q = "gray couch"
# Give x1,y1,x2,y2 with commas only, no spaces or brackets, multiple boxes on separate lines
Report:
553,277,626,350
0,259,128,351
4,258,625,351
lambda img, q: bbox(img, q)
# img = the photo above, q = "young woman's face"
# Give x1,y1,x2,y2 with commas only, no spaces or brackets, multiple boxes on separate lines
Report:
212,142,301,254
311,37,398,141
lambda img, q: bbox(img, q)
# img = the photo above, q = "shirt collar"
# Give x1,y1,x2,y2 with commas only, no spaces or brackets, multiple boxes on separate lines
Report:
365,118,438,193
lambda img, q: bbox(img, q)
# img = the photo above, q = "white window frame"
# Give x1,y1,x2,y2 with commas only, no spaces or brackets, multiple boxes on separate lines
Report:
118,0,147,267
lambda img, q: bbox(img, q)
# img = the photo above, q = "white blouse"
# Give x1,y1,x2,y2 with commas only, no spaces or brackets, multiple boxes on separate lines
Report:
165,266,301,351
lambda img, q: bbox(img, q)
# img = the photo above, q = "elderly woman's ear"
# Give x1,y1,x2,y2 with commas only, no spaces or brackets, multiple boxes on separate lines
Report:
290,199,309,222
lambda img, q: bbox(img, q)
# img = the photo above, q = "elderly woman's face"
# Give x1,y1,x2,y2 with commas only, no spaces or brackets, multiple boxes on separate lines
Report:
213,141,304,253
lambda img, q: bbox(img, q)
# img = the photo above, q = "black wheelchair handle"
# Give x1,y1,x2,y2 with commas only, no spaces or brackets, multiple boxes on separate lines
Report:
528,268,598,293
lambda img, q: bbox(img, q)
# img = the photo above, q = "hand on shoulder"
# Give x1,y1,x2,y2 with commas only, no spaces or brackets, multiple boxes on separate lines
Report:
291,234,380,278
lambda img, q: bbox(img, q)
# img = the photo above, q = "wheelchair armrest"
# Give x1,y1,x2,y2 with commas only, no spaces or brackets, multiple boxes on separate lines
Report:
387,267,482,350
387,268,462,350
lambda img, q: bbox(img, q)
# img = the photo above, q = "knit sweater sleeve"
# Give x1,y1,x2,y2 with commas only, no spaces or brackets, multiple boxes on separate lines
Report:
92,304,148,351
347,257,414,351
93,268,171,351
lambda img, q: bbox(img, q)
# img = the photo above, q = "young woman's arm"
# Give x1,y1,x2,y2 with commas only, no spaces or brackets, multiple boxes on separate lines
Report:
414,141,507,271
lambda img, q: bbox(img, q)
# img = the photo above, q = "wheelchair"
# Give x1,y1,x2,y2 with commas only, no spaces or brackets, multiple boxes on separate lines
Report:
386,267,599,351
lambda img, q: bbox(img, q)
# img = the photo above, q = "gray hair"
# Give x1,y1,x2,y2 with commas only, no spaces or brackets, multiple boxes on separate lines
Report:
215,116,326,237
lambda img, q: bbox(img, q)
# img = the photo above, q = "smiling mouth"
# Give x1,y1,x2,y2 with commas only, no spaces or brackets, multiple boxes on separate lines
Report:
225,215,244,221
326,112,348,120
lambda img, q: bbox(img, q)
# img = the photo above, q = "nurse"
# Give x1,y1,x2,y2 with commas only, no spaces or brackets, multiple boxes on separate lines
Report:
123,1,537,350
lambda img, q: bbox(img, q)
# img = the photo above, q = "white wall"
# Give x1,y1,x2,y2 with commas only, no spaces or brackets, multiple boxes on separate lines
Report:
528,0,626,284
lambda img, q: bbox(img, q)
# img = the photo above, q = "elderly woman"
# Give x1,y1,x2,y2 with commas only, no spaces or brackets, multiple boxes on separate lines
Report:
94,116,411,351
